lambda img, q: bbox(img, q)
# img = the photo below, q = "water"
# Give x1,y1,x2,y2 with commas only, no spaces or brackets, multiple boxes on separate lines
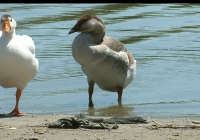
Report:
0,4,200,118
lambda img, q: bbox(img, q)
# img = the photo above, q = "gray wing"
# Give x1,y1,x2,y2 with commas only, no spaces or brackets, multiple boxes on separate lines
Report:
102,37,127,52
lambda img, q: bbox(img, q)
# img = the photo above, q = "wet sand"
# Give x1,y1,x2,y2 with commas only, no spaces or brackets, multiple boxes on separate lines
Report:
1,113,200,140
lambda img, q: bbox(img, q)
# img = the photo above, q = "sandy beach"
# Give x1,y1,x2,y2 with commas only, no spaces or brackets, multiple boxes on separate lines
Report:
1,113,200,140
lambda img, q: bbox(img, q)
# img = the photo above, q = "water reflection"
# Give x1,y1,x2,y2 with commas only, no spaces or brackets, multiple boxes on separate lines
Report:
87,104,135,117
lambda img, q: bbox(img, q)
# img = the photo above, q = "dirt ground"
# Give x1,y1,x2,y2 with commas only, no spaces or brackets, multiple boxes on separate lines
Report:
1,113,200,140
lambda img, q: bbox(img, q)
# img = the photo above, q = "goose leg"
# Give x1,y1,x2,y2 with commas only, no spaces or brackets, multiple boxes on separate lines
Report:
117,86,123,104
87,77,95,107
88,85,94,101
8,89,26,116
118,101,123,108
88,84,95,107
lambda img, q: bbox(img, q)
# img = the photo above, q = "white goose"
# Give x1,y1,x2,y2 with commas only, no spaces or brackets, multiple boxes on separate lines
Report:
68,15,136,106
0,14,39,116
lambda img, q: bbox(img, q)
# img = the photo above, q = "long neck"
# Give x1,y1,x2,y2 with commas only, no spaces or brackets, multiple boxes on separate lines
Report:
89,21,105,44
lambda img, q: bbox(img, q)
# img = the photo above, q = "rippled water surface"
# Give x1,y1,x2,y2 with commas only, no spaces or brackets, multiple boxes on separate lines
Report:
0,4,200,118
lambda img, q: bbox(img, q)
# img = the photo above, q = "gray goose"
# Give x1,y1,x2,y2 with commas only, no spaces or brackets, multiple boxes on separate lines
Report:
68,15,136,107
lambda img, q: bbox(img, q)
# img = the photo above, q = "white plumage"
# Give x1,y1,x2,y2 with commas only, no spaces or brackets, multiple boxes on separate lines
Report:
0,14,39,116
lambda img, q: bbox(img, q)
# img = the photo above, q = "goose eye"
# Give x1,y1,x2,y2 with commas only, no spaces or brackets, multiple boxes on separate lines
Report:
10,18,12,22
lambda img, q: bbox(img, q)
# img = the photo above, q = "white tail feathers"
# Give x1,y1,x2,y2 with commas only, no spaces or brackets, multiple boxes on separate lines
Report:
127,51,136,65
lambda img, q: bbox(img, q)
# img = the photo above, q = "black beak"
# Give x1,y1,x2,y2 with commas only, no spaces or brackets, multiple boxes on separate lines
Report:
68,27,77,34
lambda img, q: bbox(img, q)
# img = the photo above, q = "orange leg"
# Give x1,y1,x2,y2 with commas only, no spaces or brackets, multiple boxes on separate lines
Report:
8,89,26,116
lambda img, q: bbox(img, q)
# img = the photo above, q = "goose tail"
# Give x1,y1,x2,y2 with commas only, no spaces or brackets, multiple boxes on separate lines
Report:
123,51,137,88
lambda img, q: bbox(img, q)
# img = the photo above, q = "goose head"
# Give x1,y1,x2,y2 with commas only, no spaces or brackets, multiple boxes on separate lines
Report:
68,15,106,43
0,14,17,34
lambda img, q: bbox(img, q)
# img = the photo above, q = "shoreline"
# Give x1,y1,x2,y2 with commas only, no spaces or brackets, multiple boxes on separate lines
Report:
1,113,200,140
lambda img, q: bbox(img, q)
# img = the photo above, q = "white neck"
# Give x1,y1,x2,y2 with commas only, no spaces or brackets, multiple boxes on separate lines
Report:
2,29,16,38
